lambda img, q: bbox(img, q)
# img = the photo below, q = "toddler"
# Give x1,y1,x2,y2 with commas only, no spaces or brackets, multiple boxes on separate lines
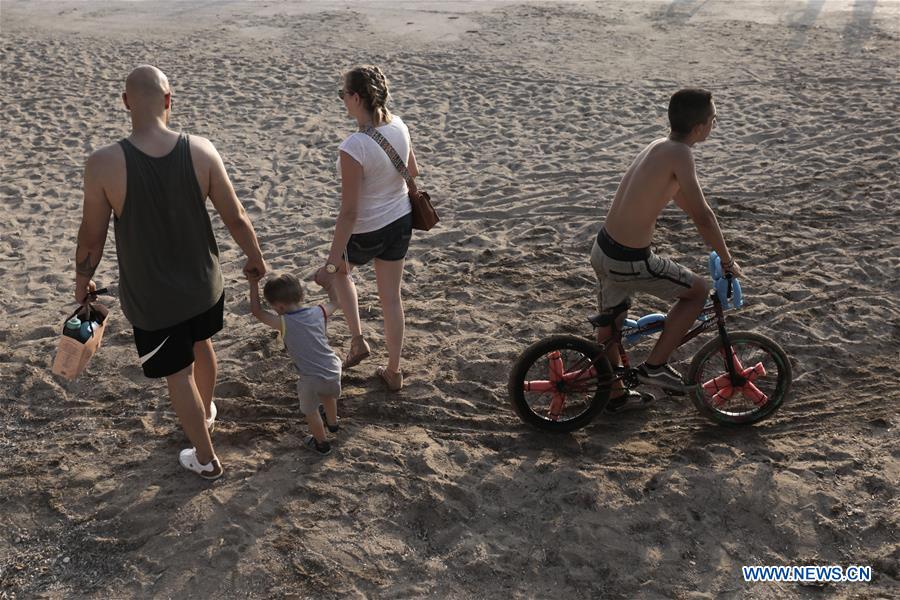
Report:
250,273,341,455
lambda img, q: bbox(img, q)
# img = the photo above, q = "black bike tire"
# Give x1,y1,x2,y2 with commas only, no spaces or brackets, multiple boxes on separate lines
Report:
687,330,792,426
508,335,613,433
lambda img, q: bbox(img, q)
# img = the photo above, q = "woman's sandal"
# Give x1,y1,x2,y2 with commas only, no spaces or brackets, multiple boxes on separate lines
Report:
342,335,370,369
376,366,403,392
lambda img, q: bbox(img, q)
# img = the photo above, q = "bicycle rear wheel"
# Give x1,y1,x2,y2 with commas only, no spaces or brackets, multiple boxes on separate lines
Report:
687,331,791,426
508,335,613,433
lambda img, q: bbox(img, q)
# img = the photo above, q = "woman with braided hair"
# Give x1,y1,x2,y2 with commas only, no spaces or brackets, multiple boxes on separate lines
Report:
316,66,419,392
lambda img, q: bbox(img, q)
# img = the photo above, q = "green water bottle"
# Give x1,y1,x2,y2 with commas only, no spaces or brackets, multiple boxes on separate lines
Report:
65,316,82,340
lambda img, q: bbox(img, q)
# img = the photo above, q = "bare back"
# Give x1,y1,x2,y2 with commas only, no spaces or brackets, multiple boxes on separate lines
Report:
604,138,696,248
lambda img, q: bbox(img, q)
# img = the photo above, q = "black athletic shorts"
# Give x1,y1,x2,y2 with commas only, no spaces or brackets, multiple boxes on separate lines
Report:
346,212,412,265
133,293,225,378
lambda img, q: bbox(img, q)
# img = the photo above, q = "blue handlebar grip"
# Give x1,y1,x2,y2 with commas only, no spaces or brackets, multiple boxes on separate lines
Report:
714,254,724,280
714,276,729,305
709,251,743,308
713,275,744,308
732,278,743,308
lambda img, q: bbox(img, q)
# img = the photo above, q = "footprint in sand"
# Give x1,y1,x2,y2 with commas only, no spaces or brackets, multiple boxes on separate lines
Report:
23,325,56,341
119,364,144,384
216,379,253,398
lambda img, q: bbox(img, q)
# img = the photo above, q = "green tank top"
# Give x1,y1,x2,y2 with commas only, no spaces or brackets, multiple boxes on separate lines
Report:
114,133,224,330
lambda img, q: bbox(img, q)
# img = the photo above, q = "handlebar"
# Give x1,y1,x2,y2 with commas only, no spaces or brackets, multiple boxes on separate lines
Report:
709,252,742,309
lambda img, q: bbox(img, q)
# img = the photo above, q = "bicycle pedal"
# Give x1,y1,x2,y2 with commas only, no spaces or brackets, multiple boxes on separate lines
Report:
606,390,655,413
665,383,699,398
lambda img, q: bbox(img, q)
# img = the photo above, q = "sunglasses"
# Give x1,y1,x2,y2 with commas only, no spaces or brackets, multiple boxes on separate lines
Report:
338,89,356,100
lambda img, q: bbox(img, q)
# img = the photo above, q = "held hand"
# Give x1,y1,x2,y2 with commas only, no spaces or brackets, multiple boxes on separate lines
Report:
243,255,268,281
314,266,335,291
75,280,97,305
723,259,744,279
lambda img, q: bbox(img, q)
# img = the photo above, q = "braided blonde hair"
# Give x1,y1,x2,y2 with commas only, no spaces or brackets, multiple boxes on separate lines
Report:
344,65,393,126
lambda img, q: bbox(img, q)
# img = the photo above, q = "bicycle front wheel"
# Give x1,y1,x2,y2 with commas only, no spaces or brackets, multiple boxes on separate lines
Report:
508,335,613,433
687,331,792,426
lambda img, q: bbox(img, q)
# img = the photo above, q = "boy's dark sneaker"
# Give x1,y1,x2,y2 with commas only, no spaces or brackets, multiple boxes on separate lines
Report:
319,405,340,433
636,362,688,392
304,435,332,456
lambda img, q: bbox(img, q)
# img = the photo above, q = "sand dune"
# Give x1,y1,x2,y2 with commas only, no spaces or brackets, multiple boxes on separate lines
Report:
1,1,898,598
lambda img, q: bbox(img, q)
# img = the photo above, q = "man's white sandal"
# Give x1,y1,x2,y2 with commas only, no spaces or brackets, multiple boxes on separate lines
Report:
178,447,223,480
206,401,217,433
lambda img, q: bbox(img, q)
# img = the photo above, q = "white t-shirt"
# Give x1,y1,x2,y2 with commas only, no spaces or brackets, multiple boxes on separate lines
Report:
337,116,413,234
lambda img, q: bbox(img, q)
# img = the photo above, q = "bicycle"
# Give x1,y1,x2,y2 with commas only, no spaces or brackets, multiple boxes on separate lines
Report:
508,253,792,432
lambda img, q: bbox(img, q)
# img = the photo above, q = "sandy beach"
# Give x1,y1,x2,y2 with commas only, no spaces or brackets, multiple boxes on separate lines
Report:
1,0,898,597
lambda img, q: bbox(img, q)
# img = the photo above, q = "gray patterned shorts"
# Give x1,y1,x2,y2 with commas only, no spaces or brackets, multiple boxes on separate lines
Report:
590,233,695,314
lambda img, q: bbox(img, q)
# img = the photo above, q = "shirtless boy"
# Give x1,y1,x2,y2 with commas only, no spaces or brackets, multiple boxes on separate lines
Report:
592,88,743,400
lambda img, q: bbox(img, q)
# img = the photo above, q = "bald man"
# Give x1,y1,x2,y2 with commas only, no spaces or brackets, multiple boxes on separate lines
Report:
74,65,267,480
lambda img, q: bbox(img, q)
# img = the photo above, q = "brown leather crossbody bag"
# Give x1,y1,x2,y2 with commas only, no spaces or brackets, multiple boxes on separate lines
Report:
364,126,439,231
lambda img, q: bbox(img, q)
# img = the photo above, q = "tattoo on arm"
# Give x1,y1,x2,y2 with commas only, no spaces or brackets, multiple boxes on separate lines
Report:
76,250,97,277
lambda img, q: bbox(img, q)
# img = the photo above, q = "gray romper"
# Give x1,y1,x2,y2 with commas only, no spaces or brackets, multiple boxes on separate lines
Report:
280,306,342,414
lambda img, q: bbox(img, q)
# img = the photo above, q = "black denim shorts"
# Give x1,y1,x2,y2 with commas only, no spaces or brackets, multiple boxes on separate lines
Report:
346,212,412,265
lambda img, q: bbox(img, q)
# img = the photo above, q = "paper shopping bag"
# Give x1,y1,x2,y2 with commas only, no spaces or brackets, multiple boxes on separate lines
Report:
51,302,110,381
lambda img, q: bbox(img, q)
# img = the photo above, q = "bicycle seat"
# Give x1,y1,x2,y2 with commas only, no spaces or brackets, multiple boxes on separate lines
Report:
588,300,630,327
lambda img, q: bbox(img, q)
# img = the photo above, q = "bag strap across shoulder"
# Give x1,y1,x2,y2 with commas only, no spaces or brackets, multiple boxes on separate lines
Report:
363,126,419,193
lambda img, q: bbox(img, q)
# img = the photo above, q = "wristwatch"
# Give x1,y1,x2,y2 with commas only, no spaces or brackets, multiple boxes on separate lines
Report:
325,262,338,274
